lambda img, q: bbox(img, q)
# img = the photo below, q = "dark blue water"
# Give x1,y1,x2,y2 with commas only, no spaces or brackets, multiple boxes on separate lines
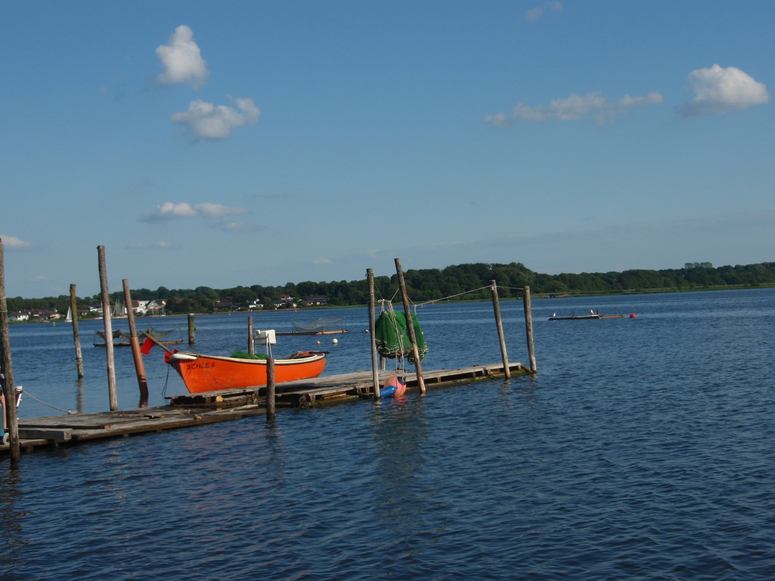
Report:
2,289,775,579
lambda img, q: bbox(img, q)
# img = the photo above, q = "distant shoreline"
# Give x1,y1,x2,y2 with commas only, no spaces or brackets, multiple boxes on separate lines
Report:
10,283,774,325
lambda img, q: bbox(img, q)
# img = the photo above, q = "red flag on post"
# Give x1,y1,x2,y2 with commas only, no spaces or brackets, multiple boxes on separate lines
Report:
141,337,154,355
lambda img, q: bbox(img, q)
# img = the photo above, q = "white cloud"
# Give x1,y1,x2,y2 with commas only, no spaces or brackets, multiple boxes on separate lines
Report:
0,234,34,249
484,90,663,126
140,202,250,223
170,97,261,140
678,64,770,117
195,203,249,219
526,1,562,21
312,258,332,265
155,25,209,89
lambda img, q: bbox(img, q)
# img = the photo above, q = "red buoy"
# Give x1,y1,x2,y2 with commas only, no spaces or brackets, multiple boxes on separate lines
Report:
629,313,636,318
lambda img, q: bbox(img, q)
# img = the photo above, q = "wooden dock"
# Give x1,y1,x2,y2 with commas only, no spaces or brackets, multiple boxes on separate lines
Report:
1,362,529,457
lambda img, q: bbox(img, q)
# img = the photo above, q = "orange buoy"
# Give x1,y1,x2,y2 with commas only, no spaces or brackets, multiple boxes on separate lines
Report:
381,376,407,398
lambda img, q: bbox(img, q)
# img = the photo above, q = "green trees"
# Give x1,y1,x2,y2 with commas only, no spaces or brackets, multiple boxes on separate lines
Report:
7,262,775,315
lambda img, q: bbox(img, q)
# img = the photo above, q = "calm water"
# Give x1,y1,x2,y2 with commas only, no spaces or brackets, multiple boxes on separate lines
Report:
2,289,775,580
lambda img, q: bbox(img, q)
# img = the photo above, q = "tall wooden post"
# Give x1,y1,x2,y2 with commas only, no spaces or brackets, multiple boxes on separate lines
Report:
187,313,195,345
123,280,149,407
490,280,511,379
394,258,425,394
69,284,84,379
98,246,118,411
266,357,276,423
523,286,537,373
247,316,254,355
367,269,381,398
0,238,21,464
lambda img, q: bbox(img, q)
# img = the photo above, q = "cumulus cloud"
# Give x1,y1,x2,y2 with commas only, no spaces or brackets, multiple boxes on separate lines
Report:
0,234,34,249
140,202,249,223
526,1,563,21
678,64,770,117
484,90,664,126
155,25,209,88
170,97,260,140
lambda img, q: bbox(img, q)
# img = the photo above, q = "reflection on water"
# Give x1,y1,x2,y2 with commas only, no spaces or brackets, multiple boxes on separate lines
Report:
3,289,775,579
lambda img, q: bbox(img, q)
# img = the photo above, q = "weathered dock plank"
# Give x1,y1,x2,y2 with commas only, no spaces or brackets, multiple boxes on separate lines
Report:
1,361,528,457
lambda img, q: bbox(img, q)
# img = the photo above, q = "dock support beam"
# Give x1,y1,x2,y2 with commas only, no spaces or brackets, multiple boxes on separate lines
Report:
367,269,381,398
98,246,118,411
523,286,537,374
490,280,510,379
188,314,195,345
266,358,276,423
247,316,254,355
123,280,149,407
394,258,425,394
0,238,20,464
70,284,84,379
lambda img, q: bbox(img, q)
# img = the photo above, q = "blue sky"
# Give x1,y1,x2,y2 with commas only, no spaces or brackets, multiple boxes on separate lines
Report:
1,1,773,298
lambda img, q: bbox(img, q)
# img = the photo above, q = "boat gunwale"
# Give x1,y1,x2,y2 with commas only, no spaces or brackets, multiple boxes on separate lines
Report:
170,351,327,366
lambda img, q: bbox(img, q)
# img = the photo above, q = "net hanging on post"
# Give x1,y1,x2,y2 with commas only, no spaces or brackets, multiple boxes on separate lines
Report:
291,317,347,334
374,310,428,362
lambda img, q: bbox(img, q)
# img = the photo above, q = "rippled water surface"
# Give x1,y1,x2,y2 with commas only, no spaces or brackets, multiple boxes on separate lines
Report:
2,289,775,579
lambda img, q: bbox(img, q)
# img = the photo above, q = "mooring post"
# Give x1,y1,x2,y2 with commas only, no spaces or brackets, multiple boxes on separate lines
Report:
523,285,537,373
0,238,21,464
187,313,195,345
490,280,511,379
69,284,84,379
97,246,118,411
367,269,381,398
247,316,254,355
394,258,425,394
122,280,149,408
266,357,276,423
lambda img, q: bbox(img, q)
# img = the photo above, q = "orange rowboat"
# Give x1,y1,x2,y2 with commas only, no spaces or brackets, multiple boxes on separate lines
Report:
167,351,327,394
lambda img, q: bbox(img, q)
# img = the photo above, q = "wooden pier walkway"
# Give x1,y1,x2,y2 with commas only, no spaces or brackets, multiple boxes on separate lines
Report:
1,362,529,457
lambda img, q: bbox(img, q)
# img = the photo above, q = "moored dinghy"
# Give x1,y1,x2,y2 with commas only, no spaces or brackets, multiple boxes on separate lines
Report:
166,350,327,394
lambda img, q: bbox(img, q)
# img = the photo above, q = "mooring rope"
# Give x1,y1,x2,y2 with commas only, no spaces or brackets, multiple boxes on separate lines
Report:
415,285,492,307
21,389,77,415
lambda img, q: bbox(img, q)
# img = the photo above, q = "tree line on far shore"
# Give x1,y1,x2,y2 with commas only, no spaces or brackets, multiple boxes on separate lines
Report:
7,261,775,316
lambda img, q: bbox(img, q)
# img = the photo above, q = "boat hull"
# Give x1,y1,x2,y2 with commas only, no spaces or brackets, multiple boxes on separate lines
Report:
168,352,326,394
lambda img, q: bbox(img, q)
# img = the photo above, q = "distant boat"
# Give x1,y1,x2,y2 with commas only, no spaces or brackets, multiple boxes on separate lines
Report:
549,310,624,321
166,350,327,393
65,307,72,323
112,299,127,319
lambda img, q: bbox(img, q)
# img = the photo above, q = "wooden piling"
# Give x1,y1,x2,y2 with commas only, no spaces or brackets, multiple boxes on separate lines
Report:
97,246,118,411
187,314,195,345
490,280,511,379
122,280,149,407
523,286,537,373
0,238,21,464
247,316,254,355
394,258,425,394
367,269,381,398
69,284,84,379
266,357,276,423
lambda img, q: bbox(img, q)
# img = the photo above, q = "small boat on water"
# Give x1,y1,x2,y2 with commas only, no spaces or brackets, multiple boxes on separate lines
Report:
549,310,624,321
166,350,327,394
